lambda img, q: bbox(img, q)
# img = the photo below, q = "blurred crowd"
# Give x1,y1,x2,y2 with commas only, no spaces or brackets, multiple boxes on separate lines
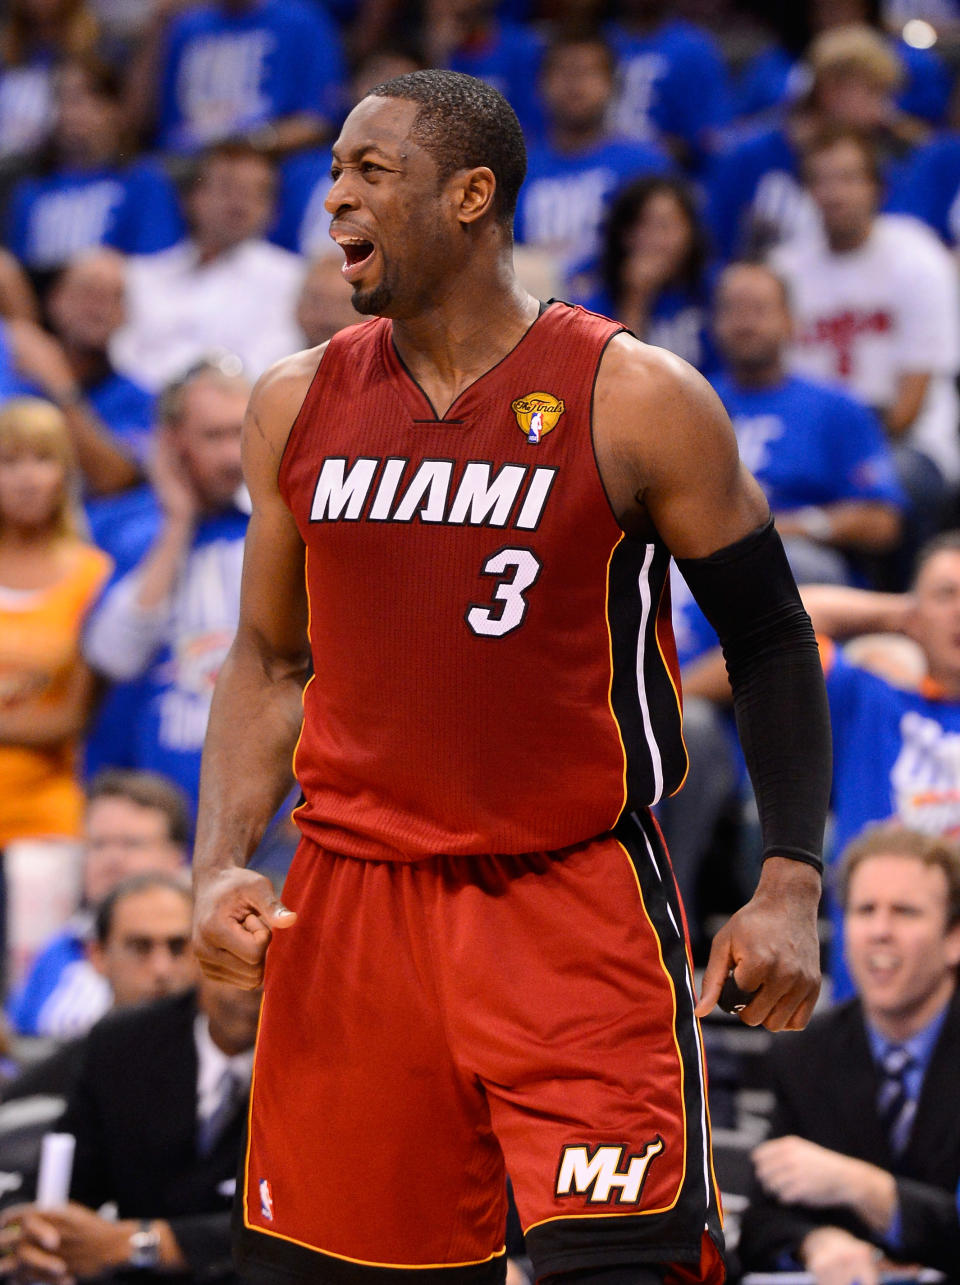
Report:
1,0,960,1280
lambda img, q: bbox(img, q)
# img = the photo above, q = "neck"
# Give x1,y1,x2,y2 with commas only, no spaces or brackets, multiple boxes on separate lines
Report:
550,120,604,154
193,235,243,265
826,221,872,254
868,976,955,1043
728,357,785,390
391,257,539,397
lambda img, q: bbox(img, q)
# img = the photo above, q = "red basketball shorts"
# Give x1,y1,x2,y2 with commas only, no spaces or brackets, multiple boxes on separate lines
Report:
236,811,725,1284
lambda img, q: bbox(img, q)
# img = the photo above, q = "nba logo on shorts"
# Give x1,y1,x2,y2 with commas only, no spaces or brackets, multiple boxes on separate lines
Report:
259,1178,274,1220
527,411,543,444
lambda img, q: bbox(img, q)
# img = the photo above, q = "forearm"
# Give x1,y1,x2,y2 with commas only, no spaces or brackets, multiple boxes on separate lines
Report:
777,502,902,553
678,520,831,870
194,632,308,877
800,584,910,639
58,400,141,496
134,515,194,610
844,1161,898,1236
884,371,931,438
248,112,330,155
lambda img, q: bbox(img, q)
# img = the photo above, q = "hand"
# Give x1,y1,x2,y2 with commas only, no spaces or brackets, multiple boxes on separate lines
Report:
801,1226,884,1285
754,1136,865,1207
193,866,296,988
695,857,821,1030
148,426,202,525
0,1202,132,1282
7,320,79,403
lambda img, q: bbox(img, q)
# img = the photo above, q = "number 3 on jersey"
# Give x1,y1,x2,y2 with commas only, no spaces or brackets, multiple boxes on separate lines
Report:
466,547,542,638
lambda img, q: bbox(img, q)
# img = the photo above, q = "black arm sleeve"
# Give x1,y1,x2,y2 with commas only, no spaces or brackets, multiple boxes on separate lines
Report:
675,516,831,873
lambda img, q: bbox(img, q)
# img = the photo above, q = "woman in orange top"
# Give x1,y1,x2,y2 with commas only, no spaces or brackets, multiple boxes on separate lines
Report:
0,396,112,982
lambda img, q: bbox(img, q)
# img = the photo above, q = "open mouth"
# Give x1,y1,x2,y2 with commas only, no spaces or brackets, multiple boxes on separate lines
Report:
337,237,376,281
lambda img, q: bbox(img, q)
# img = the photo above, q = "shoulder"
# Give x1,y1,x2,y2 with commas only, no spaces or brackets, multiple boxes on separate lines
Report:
240,238,305,280
660,18,724,60
244,344,327,473
597,331,724,424
875,213,953,264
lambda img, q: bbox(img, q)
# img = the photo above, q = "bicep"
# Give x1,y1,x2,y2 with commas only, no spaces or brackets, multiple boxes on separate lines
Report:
595,338,769,558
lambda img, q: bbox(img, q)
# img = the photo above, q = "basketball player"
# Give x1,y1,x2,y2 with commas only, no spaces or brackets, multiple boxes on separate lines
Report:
192,73,831,1285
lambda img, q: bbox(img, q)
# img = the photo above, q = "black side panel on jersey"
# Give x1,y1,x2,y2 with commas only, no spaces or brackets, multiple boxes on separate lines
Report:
607,537,687,812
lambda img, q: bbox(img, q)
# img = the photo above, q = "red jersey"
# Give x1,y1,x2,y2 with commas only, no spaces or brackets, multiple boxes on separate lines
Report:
279,301,687,861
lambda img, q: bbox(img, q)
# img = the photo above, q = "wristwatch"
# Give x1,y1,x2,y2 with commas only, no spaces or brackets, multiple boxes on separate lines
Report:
128,1219,161,1269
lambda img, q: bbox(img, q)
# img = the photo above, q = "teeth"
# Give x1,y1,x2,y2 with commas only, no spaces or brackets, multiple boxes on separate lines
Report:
868,953,899,969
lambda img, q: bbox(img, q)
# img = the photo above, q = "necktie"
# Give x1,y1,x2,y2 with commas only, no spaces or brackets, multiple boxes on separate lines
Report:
199,1067,245,1156
877,1045,917,1156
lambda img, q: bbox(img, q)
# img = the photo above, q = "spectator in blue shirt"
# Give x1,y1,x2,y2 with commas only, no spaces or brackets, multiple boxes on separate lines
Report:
605,0,733,168
142,0,345,155
47,249,155,476
740,822,960,1278
514,31,669,280
711,261,904,586
83,360,255,814
708,25,912,261
583,174,716,373
5,55,183,281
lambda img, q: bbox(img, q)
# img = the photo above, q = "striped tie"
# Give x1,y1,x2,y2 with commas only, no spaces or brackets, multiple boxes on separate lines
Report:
877,1045,917,1156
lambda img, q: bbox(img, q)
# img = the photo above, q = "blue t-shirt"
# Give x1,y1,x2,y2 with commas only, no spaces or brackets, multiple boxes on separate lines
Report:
825,647,960,995
734,39,951,127
889,132,960,248
271,147,331,256
605,18,732,160
583,283,716,374
84,487,248,811
86,370,155,466
6,161,183,272
7,924,87,1036
711,372,905,513
156,0,345,152
515,136,669,271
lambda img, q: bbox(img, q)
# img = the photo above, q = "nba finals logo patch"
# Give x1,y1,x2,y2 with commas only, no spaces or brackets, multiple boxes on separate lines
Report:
511,392,565,444
259,1178,274,1221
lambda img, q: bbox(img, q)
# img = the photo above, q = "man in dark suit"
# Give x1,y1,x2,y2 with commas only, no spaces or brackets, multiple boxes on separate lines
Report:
739,821,960,1283
0,974,260,1282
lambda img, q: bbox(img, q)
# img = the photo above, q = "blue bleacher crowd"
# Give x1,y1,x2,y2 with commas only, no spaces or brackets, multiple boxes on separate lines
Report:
2,0,960,1281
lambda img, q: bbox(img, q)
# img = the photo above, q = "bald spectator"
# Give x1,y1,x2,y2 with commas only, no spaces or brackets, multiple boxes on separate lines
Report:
8,770,190,1038
296,257,357,349
84,362,255,813
711,261,904,585
111,143,305,393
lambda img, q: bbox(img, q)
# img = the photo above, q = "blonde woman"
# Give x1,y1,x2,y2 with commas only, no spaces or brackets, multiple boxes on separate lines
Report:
0,397,112,984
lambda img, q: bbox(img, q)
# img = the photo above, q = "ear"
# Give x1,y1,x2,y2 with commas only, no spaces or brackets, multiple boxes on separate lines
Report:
945,920,960,969
453,167,497,225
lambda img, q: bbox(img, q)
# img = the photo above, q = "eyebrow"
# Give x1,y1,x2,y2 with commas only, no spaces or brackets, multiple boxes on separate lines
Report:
331,143,397,164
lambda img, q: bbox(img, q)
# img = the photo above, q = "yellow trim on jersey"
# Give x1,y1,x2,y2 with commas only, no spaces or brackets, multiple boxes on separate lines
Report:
655,571,689,798
289,547,314,826
241,1220,506,1271
603,532,629,826
523,840,687,1232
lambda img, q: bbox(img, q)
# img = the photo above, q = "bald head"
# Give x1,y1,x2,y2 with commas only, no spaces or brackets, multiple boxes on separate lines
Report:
297,257,357,347
49,248,127,352
713,262,793,380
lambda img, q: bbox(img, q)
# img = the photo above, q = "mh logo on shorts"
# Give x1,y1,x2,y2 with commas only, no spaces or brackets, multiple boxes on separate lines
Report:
555,1137,664,1205
259,1179,274,1220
